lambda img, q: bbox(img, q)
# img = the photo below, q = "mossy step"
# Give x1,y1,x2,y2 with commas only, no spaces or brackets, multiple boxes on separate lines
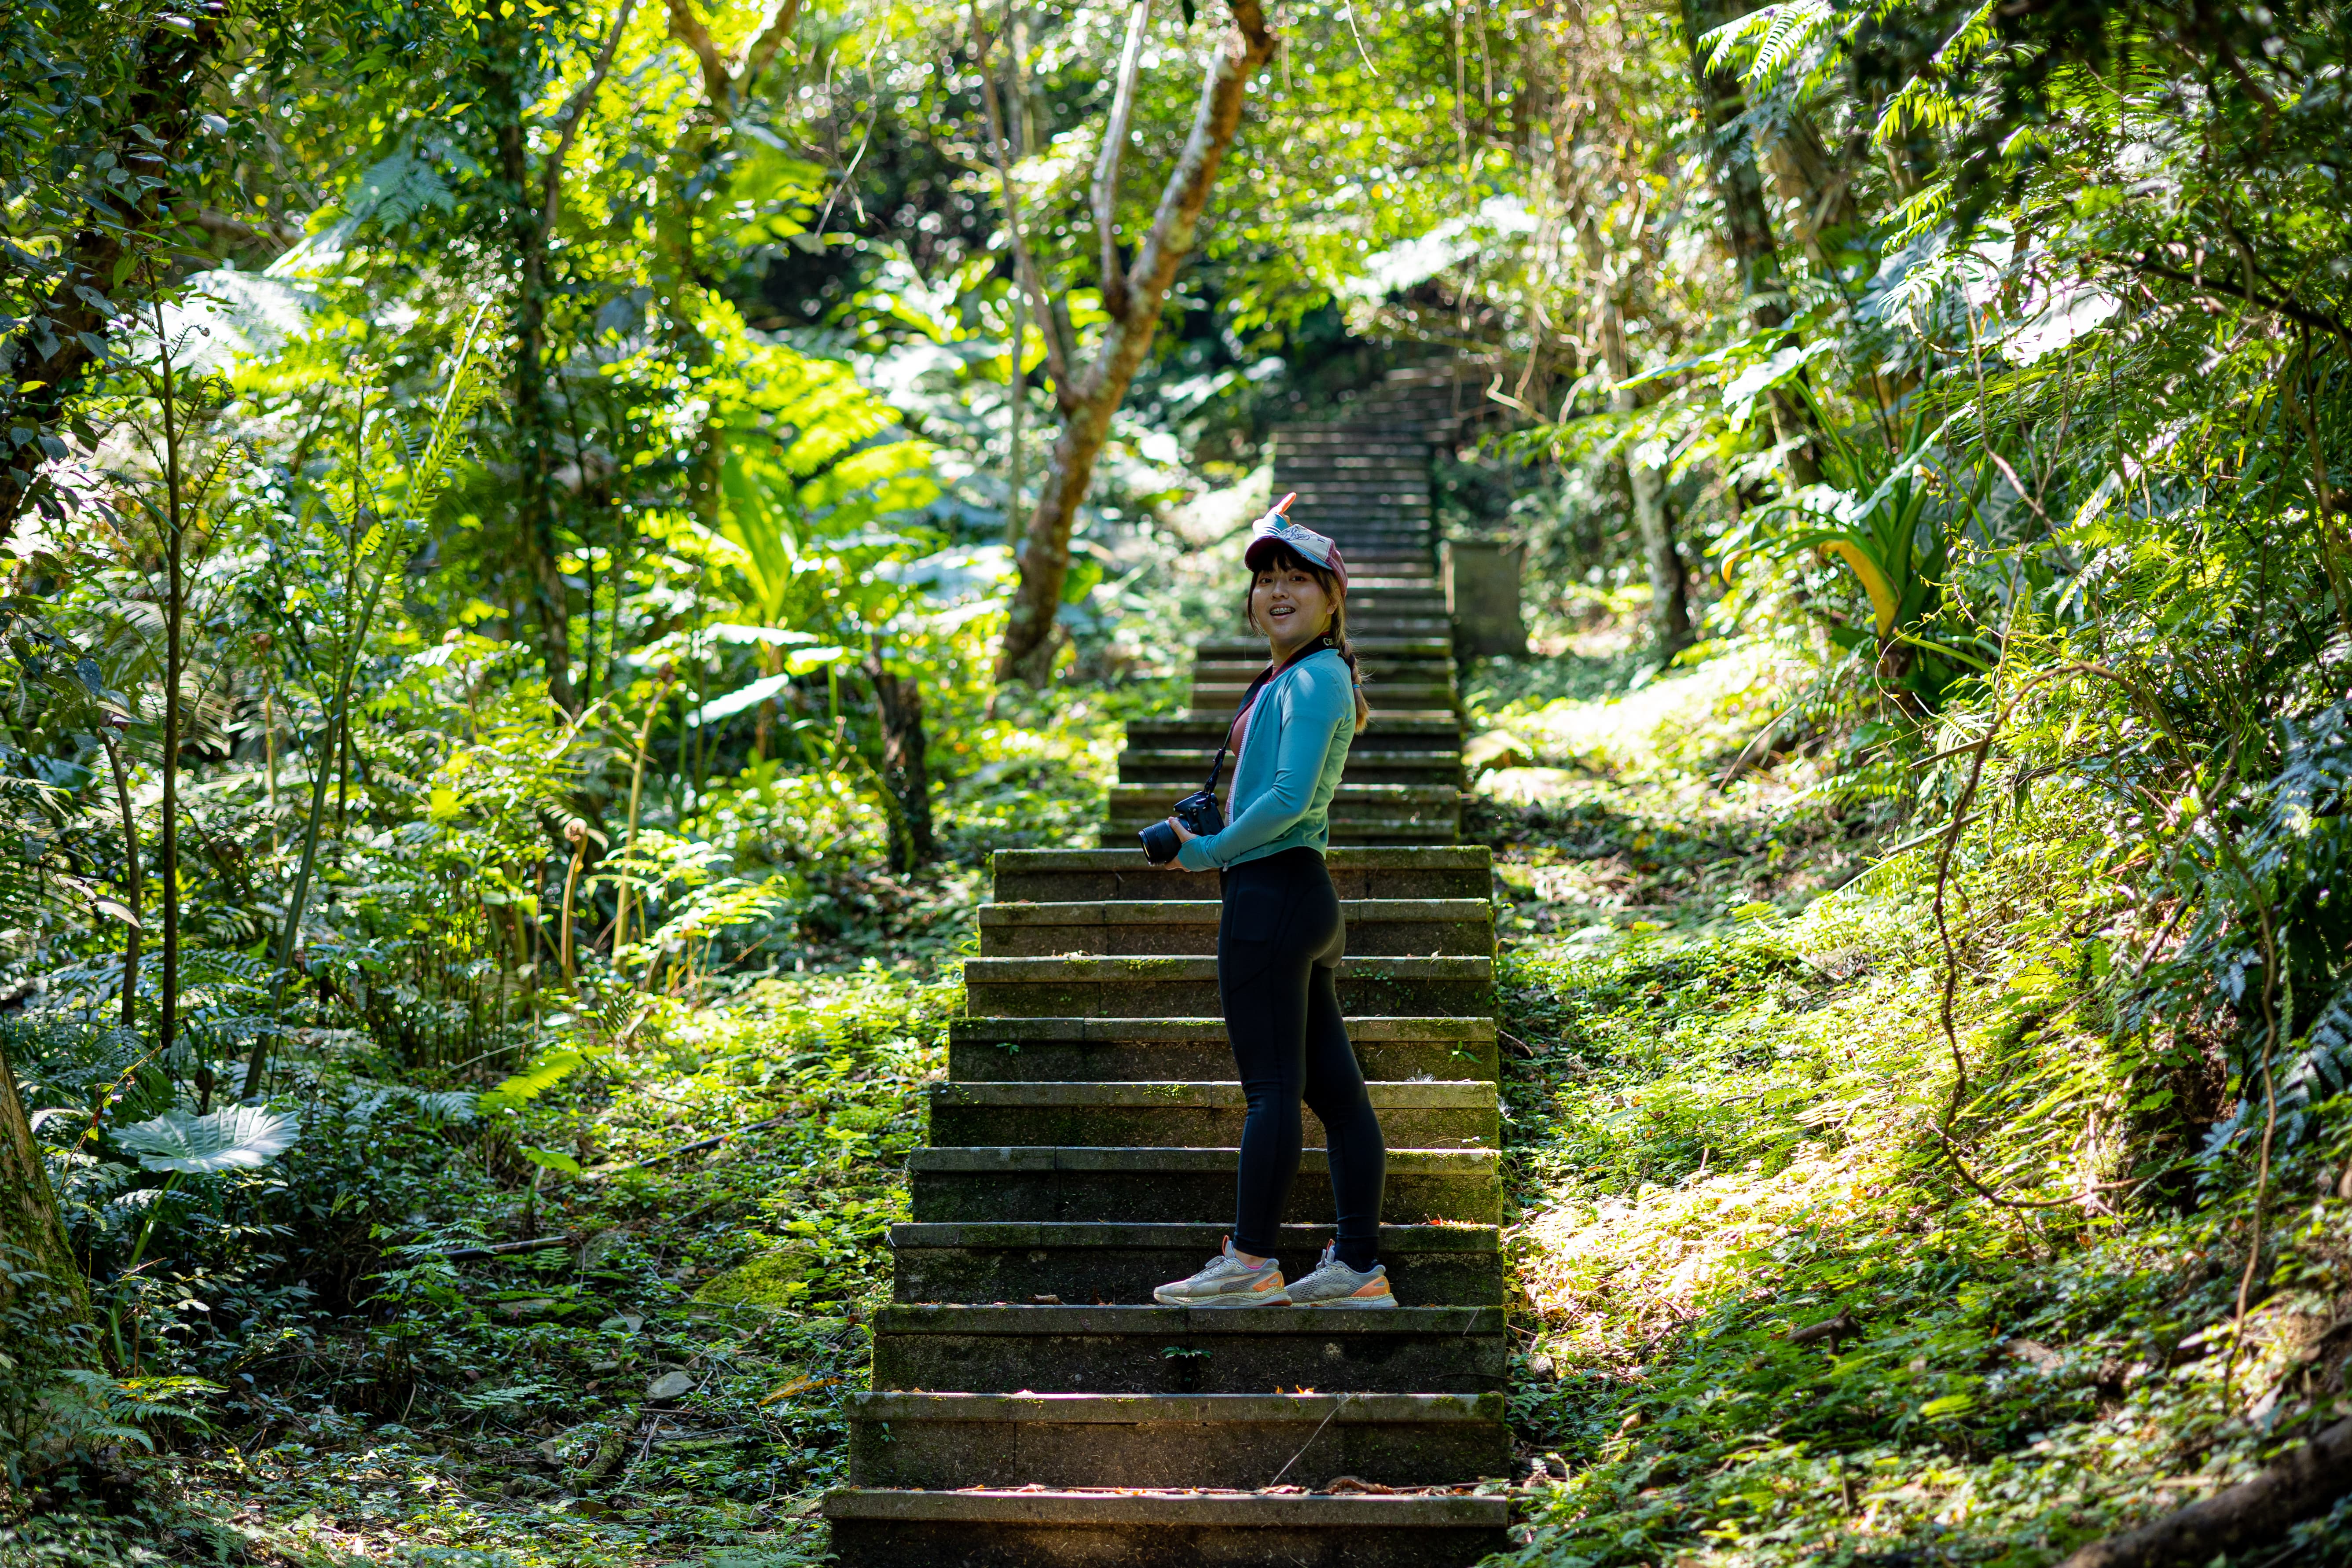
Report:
823,1490,1510,1568
1192,659,1453,685
887,1220,1503,1305
1195,636,1451,658
947,1015,1497,1083
871,1303,1506,1394
991,847,1491,903
910,1145,1498,1226
1114,748,1461,788
847,1392,1508,1490
963,954,1490,1017
976,898,1491,957
1093,819,1461,851
1189,683,1456,710
1104,782,1457,822
1123,715,1460,745
928,1080,1496,1151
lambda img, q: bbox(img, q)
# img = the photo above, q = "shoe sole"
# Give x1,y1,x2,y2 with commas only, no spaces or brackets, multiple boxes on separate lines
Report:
1286,1295,1398,1310
1152,1289,1294,1307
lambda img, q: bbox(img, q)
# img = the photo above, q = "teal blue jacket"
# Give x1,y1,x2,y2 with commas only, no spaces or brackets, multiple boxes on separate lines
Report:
1176,646,1357,872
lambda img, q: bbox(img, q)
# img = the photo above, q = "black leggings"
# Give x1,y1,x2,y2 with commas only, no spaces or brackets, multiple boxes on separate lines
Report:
1218,847,1386,1269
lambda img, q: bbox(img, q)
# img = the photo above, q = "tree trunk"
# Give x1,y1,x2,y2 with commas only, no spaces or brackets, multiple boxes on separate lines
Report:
1761,111,1861,269
495,61,577,717
993,0,1278,686
0,7,223,544
2055,1414,2352,1568
865,643,936,871
0,1032,93,1337
1681,0,1819,487
1576,221,1689,657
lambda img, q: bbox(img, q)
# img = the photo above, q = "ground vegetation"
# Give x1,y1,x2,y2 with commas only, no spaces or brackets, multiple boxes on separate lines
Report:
3,1,2350,1565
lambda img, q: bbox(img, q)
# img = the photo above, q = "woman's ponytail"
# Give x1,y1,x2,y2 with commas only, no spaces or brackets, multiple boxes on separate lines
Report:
1329,596,1373,730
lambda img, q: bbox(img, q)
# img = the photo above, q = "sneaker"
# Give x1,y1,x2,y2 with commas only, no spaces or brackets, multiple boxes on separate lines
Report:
1284,1242,1397,1309
1153,1237,1290,1307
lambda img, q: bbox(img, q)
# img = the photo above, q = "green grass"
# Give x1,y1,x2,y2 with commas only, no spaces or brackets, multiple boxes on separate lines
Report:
1477,653,2352,1567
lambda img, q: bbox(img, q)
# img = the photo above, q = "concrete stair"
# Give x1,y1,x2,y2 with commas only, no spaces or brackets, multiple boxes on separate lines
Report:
824,364,1511,1566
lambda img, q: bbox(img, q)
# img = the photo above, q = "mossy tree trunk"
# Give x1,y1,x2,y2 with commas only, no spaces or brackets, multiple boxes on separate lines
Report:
0,1031,92,1339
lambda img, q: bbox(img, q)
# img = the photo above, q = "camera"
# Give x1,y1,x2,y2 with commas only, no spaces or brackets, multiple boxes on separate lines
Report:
1138,787,1224,865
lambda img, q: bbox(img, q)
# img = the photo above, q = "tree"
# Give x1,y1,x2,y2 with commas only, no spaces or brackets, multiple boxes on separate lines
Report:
0,1031,93,1404
981,0,1277,686
0,0,228,543
1680,0,1818,487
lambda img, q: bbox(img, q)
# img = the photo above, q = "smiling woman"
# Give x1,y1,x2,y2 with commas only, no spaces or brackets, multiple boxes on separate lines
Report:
1148,502,1395,1311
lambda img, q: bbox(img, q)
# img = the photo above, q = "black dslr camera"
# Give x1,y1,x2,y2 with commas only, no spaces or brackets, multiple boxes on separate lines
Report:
1138,787,1224,866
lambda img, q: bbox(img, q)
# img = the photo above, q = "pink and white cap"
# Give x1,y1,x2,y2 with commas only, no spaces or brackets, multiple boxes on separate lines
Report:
1242,492,1349,590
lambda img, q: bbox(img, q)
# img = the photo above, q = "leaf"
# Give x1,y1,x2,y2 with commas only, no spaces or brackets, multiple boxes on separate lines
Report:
1820,540,1900,639
521,1145,582,1176
758,1374,840,1406
479,1048,583,1112
116,1106,298,1174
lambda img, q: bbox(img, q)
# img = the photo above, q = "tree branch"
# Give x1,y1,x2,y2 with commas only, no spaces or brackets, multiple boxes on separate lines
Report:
970,2,1076,396
1091,0,1152,320
544,0,642,233
2117,255,2352,349
666,0,733,108
737,0,804,99
1118,0,1276,330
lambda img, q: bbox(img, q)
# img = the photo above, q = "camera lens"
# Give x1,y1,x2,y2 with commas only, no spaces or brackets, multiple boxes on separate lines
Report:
1138,820,1179,864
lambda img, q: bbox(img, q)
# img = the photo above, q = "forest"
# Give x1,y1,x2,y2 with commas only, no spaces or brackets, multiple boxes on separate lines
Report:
5,0,2352,1564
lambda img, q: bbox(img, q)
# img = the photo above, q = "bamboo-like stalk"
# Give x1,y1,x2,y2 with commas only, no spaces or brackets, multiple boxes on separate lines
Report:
611,668,675,961
100,720,140,1031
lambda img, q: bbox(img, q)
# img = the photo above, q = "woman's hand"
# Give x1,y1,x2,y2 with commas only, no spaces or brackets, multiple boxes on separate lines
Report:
1165,815,1209,870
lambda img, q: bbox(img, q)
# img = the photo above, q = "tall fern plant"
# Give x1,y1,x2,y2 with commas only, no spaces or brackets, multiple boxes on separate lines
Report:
239,307,495,1099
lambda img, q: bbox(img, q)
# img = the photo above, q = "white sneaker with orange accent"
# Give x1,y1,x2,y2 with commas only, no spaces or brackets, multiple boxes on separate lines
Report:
1284,1242,1397,1309
1152,1237,1291,1307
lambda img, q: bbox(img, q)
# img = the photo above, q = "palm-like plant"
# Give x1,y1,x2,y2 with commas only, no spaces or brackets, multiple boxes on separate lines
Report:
1721,403,1988,700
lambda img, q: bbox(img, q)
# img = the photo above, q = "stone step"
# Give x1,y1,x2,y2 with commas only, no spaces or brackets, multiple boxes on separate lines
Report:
947,1017,1498,1084
928,1081,1497,1151
962,955,1490,1017
991,847,1492,903
1275,436,1437,452
887,1220,1504,1305
1191,636,1450,660
823,1489,1511,1568
1123,716,1458,752
1104,782,1457,826
847,1392,1508,1489
870,1303,1507,1394
909,1146,1498,1225
1190,681,1455,710
1191,656,1453,683
1097,817,1460,848
1114,747,1460,788
977,898,1490,958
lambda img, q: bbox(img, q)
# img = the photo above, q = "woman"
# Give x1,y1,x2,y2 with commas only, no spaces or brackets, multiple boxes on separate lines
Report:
1148,505,1393,1310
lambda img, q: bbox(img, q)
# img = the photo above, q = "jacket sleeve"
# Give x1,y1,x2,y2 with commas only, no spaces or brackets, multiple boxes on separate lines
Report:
1176,661,1347,870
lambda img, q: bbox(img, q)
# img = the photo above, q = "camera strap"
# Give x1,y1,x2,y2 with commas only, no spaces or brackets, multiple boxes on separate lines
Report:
1201,634,1338,796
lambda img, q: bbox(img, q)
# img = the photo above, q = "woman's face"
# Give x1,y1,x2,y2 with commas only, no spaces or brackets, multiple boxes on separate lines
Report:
1251,563,1336,646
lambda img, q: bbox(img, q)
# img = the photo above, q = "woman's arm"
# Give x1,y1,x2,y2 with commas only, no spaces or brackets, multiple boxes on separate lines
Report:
1176,663,1347,870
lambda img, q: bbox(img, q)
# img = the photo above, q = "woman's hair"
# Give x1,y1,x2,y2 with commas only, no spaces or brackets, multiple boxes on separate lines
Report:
1242,541,1373,729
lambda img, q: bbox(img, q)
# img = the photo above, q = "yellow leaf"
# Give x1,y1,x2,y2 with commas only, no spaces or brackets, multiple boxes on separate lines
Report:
759,1375,840,1406
1820,540,1899,639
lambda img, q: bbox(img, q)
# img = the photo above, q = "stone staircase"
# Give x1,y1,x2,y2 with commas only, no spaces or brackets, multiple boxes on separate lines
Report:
824,367,1510,1565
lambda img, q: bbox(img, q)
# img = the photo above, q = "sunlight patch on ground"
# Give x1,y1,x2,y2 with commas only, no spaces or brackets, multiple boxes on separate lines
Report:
1472,639,1805,790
